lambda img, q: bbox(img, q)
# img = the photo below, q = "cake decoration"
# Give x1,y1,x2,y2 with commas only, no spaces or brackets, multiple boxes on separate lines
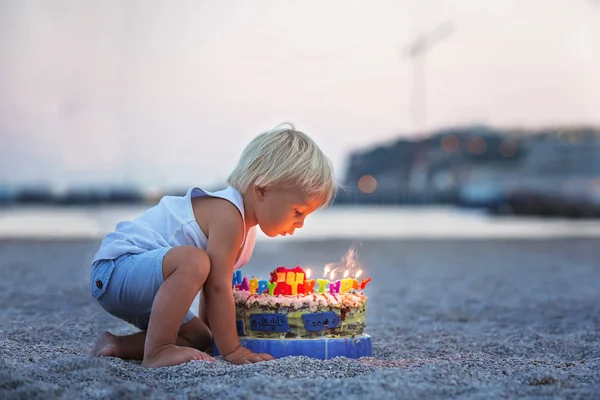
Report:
231,247,371,338
221,246,373,359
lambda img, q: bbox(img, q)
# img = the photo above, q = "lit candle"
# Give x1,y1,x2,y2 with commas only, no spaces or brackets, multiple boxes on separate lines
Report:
329,280,341,295
341,278,353,293
267,281,278,296
239,276,250,291
249,278,258,294
317,279,328,293
326,270,338,294
355,270,363,279
343,270,349,278
352,279,360,291
360,277,372,290
257,280,268,294
303,269,315,294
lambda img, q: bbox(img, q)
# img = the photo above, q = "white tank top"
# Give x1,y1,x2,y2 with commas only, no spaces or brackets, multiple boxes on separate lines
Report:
92,186,256,270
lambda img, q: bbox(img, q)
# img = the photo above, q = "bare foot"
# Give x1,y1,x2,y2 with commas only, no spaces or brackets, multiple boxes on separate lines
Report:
92,331,120,357
143,344,215,368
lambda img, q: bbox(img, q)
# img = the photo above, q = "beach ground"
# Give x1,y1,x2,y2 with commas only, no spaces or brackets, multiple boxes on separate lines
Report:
1,238,599,399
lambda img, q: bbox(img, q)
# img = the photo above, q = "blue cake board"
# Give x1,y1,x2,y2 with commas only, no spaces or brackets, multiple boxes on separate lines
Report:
213,334,372,360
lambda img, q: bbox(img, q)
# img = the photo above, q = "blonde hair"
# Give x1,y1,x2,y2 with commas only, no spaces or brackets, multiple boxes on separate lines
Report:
228,122,337,207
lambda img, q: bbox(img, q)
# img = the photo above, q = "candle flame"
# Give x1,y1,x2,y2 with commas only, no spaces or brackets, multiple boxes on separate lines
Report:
306,269,311,279
323,245,365,281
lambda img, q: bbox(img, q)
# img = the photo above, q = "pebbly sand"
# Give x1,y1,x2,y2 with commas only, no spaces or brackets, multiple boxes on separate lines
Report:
1,238,599,399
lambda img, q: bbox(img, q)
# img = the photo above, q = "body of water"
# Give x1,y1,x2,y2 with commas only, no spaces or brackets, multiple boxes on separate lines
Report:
1,205,600,240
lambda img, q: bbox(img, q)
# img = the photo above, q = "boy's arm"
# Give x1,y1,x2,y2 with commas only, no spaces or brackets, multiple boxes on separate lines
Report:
202,200,273,363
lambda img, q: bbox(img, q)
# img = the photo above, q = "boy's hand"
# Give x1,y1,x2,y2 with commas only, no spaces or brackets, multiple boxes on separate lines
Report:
223,345,274,364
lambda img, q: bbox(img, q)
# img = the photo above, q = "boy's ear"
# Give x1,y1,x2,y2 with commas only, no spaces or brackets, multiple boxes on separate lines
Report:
253,185,267,201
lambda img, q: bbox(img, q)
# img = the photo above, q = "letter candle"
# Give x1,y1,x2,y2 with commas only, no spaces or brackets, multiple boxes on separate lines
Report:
317,279,328,293
267,281,277,295
339,269,351,293
341,278,353,293
304,269,316,294
329,270,341,294
232,270,242,286
360,277,372,290
329,280,341,294
305,279,316,294
249,278,258,294
239,276,250,291
257,280,268,294
286,271,304,295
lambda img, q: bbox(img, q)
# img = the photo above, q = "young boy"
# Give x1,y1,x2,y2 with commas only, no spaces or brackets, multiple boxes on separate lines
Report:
90,123,337,367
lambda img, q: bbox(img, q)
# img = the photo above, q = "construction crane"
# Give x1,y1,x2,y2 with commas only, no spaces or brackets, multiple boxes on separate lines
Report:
404,22,455,133
403,22,455,194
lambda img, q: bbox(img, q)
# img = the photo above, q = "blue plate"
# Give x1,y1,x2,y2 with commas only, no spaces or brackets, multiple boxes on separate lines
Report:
213,334,372,360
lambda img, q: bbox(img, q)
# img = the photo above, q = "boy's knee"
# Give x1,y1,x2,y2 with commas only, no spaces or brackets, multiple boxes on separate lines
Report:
182,248,210,282
165,246,211,284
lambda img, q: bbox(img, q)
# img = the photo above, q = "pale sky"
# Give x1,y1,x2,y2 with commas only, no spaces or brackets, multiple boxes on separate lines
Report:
1,0,599,190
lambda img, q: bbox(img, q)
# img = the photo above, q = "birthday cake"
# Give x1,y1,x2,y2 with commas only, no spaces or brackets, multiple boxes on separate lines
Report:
232,265,371,339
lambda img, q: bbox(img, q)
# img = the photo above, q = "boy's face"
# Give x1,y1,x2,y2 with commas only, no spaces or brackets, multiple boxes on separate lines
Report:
252,186,322,237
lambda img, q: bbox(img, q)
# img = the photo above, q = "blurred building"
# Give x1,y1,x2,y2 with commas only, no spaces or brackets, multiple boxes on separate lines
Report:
339,125,525,204
339,125,600,217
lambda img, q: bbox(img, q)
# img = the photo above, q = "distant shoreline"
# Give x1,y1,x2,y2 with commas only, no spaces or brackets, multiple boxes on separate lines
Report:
2,205,600,241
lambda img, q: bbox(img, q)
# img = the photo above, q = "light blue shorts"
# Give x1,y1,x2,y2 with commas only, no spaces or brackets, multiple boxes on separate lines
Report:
90,247,196,330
